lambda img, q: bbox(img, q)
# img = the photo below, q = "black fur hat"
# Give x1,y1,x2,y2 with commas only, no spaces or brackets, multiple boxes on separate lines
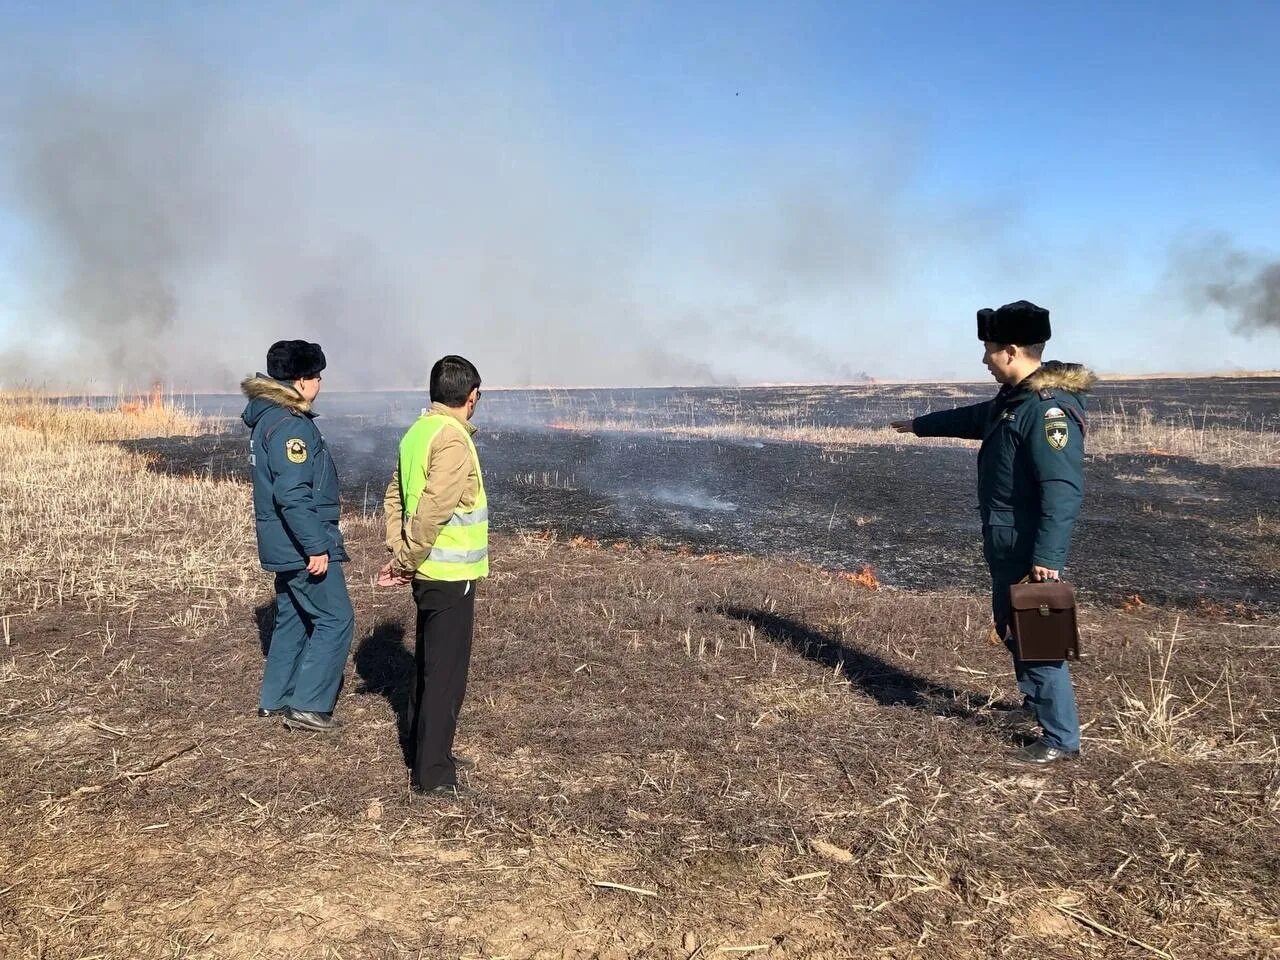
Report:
976,300,1051,345
266,340,327,381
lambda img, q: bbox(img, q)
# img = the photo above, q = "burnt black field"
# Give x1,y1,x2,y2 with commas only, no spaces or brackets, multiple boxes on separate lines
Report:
130,378,1280,609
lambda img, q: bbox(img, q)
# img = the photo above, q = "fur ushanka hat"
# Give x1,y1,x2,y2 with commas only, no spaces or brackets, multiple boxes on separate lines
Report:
266,340,327,381
976,301,1051,345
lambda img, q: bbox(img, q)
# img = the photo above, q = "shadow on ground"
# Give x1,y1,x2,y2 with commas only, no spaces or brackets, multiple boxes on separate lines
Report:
353,619,414,766
716,605,1005,721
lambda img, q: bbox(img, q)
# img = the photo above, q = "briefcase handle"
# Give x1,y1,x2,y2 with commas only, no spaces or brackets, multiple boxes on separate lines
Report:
1016,573,1061,584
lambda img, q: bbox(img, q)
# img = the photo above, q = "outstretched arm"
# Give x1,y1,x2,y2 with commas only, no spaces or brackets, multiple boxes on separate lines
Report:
891,400,993,440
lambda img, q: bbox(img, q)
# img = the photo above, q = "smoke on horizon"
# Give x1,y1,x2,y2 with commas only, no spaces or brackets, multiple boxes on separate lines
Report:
0,14,970,391
1172,236,1280,336
9,13,1272,391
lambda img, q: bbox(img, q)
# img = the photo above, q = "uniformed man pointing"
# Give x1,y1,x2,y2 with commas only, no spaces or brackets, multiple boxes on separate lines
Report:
892,301,1095,764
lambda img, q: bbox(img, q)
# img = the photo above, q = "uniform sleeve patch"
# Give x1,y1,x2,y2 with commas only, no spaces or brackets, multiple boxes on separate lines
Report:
285,438,309,463
1044,406,1065,419
1044,419,1069,450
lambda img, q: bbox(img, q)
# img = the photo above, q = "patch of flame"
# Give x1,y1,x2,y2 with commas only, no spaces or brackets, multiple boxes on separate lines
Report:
841,564,880,591
119,380,165,416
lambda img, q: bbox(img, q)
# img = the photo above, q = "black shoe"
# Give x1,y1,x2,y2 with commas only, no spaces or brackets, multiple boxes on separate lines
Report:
1016,741,1079,765
450,754,476,770
412,783,471,799
257,707,285,718
283,709,342,733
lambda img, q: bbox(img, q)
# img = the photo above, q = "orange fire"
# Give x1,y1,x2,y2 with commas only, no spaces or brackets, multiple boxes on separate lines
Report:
841,564,881,591
119,380,165,416
1122,594,1146,611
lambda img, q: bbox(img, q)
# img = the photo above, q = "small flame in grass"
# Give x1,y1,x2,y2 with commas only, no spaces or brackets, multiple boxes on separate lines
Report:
841,564,880,591
120,380,165,416
987,626,1002,645
1122,594,1147,612
570,535,601,549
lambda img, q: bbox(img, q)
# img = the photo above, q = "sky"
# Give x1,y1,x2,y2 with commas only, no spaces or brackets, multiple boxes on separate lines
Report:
0,0,1278,389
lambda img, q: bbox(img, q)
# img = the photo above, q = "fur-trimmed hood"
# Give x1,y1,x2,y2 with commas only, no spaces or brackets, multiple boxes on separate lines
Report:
241,374,311,414
1024,361,1097,395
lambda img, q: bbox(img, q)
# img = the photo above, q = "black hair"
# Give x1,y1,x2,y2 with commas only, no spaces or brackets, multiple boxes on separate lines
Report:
991,342,1046,360
429,355,481,407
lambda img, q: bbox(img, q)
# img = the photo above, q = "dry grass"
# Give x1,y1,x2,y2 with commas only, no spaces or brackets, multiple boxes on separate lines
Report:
1090,406,1280,466
552,405,1280,467
551,416,975,449
1,403,1278,958
0,391,214,443
0,395,254,633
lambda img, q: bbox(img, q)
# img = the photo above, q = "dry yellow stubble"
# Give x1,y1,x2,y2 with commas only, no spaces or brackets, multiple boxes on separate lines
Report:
0,396,256,632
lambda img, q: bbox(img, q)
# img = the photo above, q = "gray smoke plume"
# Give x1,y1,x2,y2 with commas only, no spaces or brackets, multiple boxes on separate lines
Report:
10,65,229,381
0,14,959,390
1174,235,1280,335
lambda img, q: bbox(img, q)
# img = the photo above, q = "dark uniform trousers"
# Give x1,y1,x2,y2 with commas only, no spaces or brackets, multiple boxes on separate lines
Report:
983,526,1081,752
261,563,355,714
410,577,476,789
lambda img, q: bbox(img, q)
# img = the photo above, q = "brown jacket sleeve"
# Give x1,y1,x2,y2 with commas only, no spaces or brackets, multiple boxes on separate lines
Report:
383,464,404,556
386,429,472,574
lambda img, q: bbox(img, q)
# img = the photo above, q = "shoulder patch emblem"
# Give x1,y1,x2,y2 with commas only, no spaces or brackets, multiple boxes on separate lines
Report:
1044,406,1065,419
285,438,308,464
1044,419,1069,450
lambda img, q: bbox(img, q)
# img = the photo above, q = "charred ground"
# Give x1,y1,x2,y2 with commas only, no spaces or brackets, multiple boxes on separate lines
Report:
4,382,1278,959
132,377,1280,609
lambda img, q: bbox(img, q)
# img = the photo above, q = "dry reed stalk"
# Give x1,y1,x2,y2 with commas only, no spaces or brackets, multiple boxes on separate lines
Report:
0,391,214,442
550,405,1280,467
0,402,256,631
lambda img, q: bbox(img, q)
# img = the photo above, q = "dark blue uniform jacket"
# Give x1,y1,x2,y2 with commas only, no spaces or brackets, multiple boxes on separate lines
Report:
912,361,1095,570
241,375,349,572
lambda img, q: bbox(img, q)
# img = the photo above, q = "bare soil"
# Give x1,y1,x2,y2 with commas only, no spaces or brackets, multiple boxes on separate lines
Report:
3,520,1278,959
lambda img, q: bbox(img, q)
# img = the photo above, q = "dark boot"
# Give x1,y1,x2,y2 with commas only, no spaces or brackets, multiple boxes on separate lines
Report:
283,708,342,733
412,783,471,799
1016,740,1079,764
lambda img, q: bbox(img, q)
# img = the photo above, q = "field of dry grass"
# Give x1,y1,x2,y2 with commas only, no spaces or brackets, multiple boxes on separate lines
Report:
550,406,1280,468
2,397,1278,959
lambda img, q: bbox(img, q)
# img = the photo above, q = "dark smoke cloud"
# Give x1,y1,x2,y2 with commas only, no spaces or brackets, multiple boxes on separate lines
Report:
1173,235,1280,335
11,65,229,380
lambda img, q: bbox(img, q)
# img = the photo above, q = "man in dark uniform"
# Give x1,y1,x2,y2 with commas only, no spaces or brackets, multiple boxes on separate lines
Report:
241,340,354,733
892,301,1095,764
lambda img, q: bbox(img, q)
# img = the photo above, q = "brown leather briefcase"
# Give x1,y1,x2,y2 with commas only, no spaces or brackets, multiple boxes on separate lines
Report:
1009,579,1081,662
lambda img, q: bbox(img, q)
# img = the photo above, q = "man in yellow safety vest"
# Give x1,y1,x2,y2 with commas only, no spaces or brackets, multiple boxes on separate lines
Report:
379,355,488,797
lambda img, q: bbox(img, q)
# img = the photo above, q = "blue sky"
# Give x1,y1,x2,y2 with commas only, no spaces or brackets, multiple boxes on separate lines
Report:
1,1,1278,387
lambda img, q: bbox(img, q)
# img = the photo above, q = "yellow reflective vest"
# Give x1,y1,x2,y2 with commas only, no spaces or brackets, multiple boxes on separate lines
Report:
398,414,489,581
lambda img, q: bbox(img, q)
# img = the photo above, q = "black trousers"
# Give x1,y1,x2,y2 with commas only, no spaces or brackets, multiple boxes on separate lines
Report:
410,578,476,789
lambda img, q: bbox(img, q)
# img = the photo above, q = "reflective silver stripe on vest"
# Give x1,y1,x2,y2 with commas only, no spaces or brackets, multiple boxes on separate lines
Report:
444,506,489,527
427,546,489,564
